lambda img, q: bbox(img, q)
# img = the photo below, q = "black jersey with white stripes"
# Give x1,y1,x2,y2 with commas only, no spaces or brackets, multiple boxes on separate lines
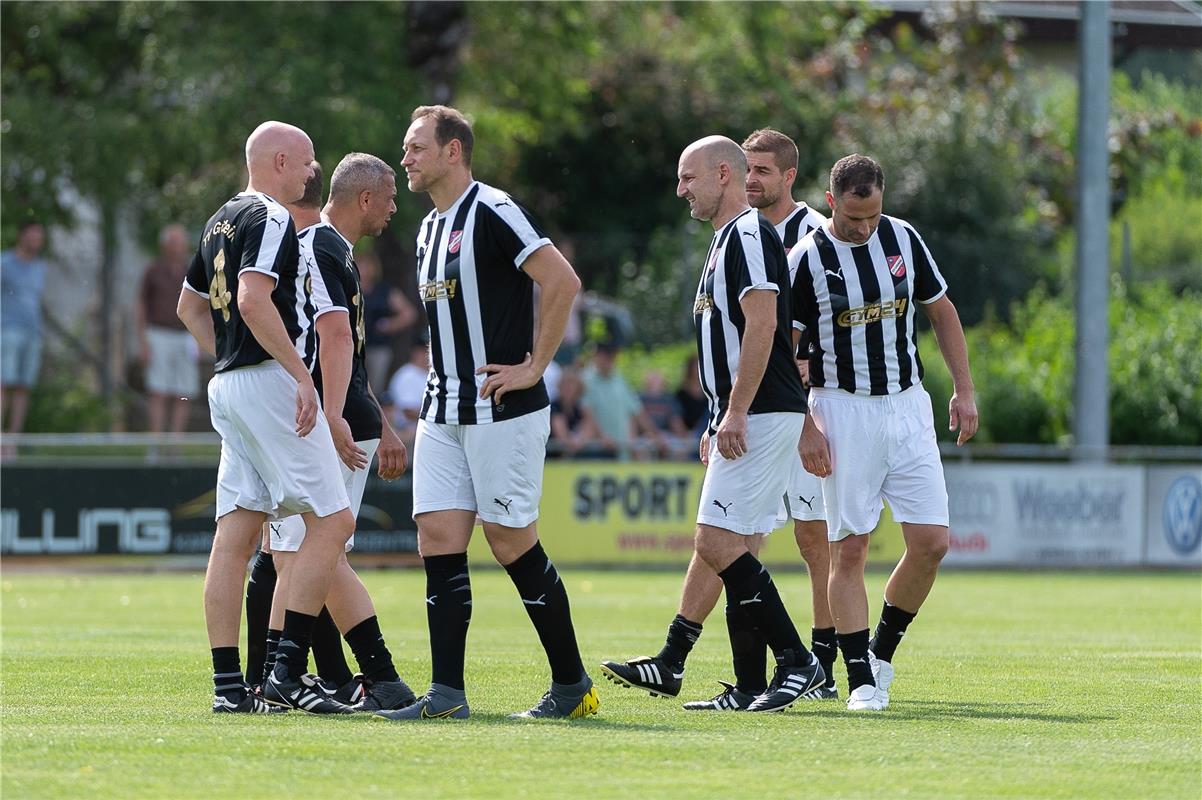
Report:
775,203,828,254
789,215,949,396
414,181,552,425
183,192,315,373
300,222,382,442
693,208,806,434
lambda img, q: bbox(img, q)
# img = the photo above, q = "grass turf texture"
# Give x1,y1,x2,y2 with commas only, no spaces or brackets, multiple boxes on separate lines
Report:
2,569,1199,799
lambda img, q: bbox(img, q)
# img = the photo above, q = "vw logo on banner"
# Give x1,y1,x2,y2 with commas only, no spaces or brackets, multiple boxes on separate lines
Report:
1163,475,1202,556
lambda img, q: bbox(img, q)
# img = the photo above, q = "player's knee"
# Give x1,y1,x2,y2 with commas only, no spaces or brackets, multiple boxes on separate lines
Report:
911,527,949,565
794,522,828,567
831,535,869,573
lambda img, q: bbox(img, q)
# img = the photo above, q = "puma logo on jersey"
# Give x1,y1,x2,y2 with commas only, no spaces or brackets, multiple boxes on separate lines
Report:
712,499,733,516
742,230,759,240
495,199,513,209
825,268,843,280
268,217,286,230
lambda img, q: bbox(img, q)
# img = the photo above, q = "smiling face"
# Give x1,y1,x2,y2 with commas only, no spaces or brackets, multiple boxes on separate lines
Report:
280,134,317,204
401,116,450,194
676,148,724,222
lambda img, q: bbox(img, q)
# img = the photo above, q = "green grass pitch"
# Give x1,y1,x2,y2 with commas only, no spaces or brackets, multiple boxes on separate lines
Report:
2,568,1199,799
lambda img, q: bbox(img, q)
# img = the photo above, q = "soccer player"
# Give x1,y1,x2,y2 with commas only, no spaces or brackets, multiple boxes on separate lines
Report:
246,155,417,711
177,121,354,714
791,154,978,711
377,104,597,721
600,136,824,713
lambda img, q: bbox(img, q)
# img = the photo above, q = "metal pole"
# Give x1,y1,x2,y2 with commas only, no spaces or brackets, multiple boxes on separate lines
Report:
1073,0,1111,462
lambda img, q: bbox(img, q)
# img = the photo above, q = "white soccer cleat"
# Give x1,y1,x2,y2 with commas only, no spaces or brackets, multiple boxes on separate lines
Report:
868,650,894,708
846,683,887,711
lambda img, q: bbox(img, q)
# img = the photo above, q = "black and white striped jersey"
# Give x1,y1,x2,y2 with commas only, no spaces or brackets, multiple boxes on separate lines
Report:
299,222,382,442
693,208,806,434
776,203,828,359
789,215,949,396
775,203,828,254
183,192,315,373
414,181,552,425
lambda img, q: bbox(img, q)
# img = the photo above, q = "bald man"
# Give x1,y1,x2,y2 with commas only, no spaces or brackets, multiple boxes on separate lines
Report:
178,120,357,715
601,136,824,713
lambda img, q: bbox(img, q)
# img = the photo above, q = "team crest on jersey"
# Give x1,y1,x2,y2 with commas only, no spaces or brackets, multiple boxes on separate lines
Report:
448,230,464,254
887,255,906,278
705,250,719,275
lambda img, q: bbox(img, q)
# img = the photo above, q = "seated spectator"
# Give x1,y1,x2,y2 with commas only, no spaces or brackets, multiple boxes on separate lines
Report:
581,343,666,460
676,354,709,441
387,337,430,449
639,369,693,459
549,368,608,459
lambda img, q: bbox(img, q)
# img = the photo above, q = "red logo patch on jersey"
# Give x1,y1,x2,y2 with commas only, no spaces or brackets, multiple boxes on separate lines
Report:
887,255,906,278
706,251,719,275
448,230,464,254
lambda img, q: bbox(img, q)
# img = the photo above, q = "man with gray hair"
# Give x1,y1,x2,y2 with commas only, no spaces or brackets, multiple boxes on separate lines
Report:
138,224,199,433
601,136,823,713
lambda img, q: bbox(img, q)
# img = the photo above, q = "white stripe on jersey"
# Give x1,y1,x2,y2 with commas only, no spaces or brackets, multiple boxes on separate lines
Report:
452,197,492,423
297,223,340,319
244,193,290,279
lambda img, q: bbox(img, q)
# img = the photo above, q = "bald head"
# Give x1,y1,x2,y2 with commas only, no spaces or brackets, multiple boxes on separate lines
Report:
244,120,315,204
682,135,748,178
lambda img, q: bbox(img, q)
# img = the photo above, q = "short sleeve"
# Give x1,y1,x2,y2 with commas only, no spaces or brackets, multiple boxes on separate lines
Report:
238,202,293,283
479,199,552,270
183,249,208,297
788,246,818,332
908,226,948,304
313,243,350,318
728,218,781,301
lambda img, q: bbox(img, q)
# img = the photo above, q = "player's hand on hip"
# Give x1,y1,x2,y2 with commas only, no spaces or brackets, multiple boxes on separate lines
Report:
715,411,749,460
330,417,368,471
476,352,539,405
376,424,407,480
949,390,979,446
699,431,710,466
799,415,832,477
295,379,319,437
796,358,810,389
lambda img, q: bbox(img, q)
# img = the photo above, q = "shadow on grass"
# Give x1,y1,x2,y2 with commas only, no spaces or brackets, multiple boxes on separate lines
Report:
862,700,1116,724
253,710,678,732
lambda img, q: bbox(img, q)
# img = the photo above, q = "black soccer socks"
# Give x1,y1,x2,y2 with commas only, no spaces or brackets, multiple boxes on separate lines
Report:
726,603,768,695
344,615,400,684
504,541,586,685
312,606,354,688
812,626,838,689
717,552,806,657
870,600,917,663
275,609,318,681
658,614,704,673
838,628,874,691
425,552,472,691
244,551,276,684
212,646,245,701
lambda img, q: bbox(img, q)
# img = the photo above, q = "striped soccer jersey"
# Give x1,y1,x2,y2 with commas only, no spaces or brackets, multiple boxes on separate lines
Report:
788,215,949,396
692,208,805,434
184,192,315,373
413,181,552,425
299,222,382,442
776,203,828,254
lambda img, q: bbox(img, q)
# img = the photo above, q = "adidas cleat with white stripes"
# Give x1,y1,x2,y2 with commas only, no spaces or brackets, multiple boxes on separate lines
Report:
746,649,826,713
800,683,839,701
263,670,355,714
682,680,755,711
212,691,285,714
599,656,683,698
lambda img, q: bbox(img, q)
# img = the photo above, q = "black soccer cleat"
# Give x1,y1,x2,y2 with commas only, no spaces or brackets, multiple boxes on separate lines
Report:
351,675,418,712
263,669,355,714
212,688,285,714
746,649,826,713
681,680,755,712
598,656,683,698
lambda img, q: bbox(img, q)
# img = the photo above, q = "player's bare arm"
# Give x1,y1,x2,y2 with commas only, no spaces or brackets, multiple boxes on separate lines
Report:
922,294,978,445
715,288,776,460
237,271,319,437
315,309,368,471
366,384,407,480
477,244,581,404
176,289,217,357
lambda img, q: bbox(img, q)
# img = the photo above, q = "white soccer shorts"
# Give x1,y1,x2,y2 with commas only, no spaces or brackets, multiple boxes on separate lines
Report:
697,412,805,536
412,406,550,528
807,384,949,541
208,361,349,521
774,451,827,528
270,438,380,552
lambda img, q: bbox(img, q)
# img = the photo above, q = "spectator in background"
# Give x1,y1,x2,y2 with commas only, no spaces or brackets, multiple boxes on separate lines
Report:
581,342,666,460
387,336,430,449
359,246,417,397
639,369,691,459
1,221,47,441
675,354,709,441
549,367,607,458
137,224,198,433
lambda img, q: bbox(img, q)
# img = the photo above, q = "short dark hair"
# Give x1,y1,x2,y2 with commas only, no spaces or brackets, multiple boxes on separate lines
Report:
742,129,798,173
830,154,884,199
411,104,474,166
329,152,395,204
296,161,324,209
